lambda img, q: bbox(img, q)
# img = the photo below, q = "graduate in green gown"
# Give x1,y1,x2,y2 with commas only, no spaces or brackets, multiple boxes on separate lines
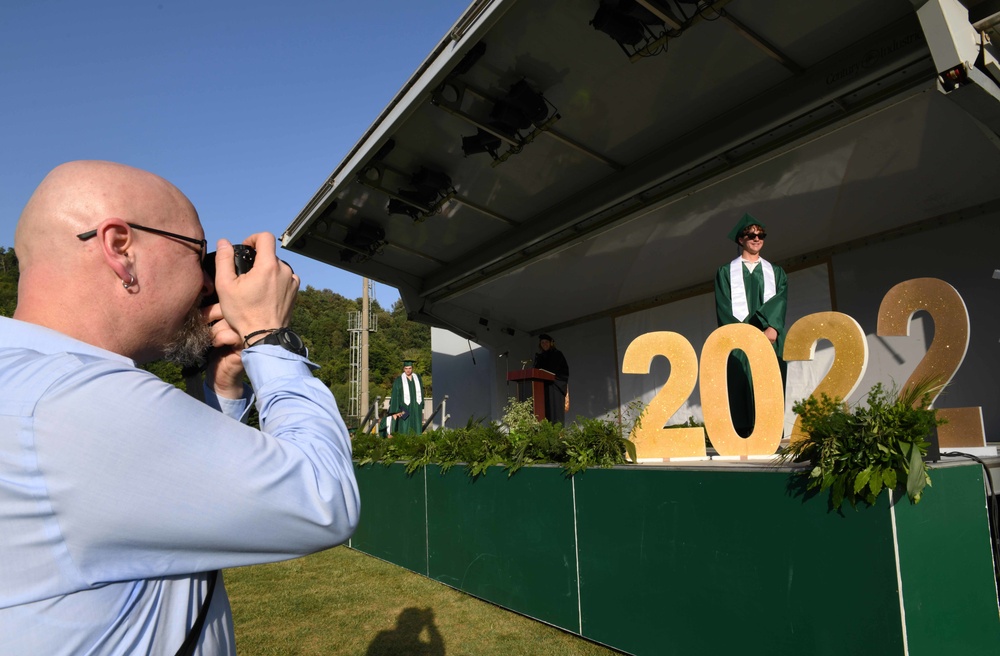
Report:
388,360,424,435
714,214,787,436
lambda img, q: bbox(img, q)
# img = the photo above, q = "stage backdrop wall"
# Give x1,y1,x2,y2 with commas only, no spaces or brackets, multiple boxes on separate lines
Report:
430,327,495,428
549,317,620,424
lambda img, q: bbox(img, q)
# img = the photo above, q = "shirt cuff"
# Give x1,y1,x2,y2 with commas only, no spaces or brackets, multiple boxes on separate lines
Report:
202,381,253,421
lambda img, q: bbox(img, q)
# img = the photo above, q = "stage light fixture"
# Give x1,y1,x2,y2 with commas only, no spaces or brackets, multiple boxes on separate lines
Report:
490,80,549,133
590,0,670,59
400,187,439,206
386,166,455,221
462,80,556,161
410,167,453,193
591,4,647,45
340,220,386,263
462,129,502,157
386,198,422,220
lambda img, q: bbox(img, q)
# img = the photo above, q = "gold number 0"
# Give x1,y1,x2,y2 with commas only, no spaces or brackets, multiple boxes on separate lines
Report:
877,278,985,448
700,323,784,457
783,312,869,444
621,332,705,459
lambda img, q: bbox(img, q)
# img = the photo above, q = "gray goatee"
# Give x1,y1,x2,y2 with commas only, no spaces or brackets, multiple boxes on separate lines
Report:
163,306,213,368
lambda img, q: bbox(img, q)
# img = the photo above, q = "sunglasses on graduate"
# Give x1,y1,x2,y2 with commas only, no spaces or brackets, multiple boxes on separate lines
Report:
741,232,766,241
76,222,208,264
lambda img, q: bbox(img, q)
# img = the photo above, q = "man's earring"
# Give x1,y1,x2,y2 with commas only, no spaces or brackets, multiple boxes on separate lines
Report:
122,274,136,290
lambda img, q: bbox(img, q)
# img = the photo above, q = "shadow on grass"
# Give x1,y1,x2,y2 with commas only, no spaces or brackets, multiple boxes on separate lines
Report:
367,606,445,656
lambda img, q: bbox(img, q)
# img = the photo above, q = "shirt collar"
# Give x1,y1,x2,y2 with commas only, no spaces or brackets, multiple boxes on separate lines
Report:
0,316,135,365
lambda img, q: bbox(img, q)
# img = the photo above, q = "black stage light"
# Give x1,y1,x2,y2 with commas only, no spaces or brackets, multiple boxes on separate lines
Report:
386,198,421,220
340,247,362,263
462,129,502,157
591,4,646,45
490,80,549,133
340,220,386,263
591,0,666,54
410,167,452,193
507,80,548,125
400,187,438,205
386,168,452,220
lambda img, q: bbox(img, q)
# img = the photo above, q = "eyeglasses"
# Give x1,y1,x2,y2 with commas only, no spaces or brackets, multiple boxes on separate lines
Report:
76,222,207,263
741,232,766,241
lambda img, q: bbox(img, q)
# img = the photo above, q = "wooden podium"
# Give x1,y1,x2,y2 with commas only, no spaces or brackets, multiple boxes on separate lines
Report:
507,368,555,421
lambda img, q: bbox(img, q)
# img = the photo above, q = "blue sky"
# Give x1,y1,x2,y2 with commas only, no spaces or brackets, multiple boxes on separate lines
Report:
1,0,471,306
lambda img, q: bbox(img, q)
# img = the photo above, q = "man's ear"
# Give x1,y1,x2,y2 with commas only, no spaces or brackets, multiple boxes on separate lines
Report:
96,218,135,284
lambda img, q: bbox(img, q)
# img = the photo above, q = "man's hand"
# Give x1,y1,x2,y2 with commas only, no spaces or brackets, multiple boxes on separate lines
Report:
763,326,778,344
214,233,299,342
202,303,245,399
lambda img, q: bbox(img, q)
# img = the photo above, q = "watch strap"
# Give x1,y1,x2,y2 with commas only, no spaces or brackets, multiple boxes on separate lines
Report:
252,327,307,356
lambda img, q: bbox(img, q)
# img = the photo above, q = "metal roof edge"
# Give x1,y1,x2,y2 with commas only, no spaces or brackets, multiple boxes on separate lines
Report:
282,0,517,248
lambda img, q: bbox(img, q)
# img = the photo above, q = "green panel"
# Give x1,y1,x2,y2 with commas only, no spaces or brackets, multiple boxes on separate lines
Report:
895,464,1000,655
351,464,428,574
574,468,905,656
424,464,580,630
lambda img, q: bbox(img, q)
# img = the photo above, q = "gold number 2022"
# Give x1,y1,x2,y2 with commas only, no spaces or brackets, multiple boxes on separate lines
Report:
622,278,981,459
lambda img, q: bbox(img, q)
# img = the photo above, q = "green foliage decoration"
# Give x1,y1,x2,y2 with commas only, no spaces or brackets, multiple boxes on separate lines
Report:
778,379,944,509
352,398,637,478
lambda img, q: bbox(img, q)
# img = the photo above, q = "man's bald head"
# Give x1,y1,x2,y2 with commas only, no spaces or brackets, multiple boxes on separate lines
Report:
15,161,197,268
13,161,210,362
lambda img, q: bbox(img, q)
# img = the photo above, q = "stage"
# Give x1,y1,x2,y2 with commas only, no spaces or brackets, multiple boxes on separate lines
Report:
349,455,1000,656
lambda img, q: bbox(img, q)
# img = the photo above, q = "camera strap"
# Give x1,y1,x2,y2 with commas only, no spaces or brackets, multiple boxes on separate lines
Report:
174,570,219,656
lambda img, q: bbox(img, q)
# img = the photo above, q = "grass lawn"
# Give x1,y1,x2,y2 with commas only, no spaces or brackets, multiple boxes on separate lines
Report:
225,546,624,656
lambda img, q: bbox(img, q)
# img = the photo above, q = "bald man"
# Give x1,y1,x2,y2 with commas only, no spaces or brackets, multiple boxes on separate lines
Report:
0,161,359,655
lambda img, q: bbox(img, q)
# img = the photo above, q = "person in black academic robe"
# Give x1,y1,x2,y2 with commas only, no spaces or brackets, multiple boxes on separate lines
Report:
714,213,787,437
532,333,569,424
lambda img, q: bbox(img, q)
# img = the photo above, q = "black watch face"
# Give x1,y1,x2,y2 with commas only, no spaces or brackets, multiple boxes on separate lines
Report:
277,329,306,354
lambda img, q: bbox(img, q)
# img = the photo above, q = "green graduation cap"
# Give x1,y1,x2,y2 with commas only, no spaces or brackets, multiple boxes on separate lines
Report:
726,213,766,242
402,359,416,367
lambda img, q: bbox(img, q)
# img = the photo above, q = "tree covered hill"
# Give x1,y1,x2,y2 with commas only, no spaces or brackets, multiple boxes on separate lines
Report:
0,246,430,422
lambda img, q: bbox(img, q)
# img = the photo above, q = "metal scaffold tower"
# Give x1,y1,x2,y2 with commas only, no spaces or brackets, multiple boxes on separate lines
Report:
348,278,377,426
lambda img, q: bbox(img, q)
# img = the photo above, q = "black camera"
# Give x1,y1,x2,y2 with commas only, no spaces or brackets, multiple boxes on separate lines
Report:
200,245,256,306
232,244,256,275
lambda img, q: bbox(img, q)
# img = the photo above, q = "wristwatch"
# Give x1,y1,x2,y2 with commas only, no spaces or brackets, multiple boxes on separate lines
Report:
254,328,307,357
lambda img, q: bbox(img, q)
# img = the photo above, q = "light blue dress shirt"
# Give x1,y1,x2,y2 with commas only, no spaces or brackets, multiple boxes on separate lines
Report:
0,317,360,655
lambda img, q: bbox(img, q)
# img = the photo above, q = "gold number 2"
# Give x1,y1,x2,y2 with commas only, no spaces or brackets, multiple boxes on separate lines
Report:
783,312,869,443
877,278,985,448
622,332,705,459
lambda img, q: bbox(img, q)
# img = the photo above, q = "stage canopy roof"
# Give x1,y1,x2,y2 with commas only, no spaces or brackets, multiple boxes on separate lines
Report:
282,0,1000,346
